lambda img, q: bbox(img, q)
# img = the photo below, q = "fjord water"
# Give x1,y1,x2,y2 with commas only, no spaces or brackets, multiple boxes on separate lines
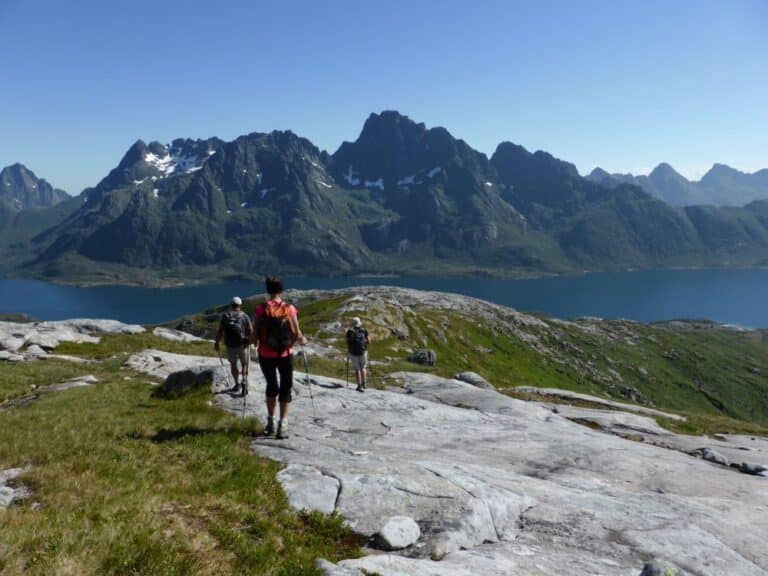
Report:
1,268,767,327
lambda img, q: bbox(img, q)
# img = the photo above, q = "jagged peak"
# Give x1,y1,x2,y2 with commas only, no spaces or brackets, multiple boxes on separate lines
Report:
649,162,688,181
588,167,611,179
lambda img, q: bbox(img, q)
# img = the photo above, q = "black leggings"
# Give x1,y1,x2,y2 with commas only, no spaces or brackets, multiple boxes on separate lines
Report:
259,355,293,403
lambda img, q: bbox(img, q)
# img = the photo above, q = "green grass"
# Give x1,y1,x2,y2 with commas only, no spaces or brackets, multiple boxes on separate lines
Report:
0,372,361,575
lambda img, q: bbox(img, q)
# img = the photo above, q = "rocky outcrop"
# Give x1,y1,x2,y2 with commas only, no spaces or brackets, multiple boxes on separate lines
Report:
514,386,685,421
152,327,209,343
0,467,32,509
409,349,437,366
129,349,768,575
0,319,144,360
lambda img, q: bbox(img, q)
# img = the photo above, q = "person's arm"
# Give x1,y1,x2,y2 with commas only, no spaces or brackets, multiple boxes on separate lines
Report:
244,314,255,347
291,307,307,346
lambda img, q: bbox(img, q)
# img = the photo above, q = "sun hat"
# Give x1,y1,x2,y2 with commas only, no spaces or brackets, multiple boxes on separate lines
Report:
352,317,362,327
232,296,243,306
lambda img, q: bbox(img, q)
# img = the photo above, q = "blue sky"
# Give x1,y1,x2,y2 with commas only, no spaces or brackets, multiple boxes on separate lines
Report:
1,0,766,194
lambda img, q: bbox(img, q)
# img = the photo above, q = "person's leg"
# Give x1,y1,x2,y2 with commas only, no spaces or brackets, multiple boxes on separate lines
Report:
360,351,367,388
239,347,250,393
227,349,241,390
259,355,279,433
276,355,293,437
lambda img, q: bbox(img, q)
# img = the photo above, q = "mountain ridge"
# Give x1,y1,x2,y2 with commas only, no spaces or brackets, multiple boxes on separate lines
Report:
588,161,768,207
6,111,768,283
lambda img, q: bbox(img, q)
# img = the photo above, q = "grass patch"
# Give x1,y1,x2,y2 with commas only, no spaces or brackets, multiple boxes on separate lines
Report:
0,372,361,574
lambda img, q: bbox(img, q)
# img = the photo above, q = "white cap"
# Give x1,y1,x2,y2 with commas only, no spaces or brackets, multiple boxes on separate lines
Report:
352,317,362,327
232,296,242,306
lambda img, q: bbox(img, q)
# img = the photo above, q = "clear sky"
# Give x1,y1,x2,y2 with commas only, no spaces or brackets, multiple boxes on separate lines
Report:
1,0,766,194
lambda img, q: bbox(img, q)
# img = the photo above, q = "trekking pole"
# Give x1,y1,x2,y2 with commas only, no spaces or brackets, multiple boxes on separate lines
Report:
217,348,234,389
241,372,247,420
301,346,318,421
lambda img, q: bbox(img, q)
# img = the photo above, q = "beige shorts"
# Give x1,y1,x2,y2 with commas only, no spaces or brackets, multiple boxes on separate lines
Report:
227,345,250,369
349,352,367,371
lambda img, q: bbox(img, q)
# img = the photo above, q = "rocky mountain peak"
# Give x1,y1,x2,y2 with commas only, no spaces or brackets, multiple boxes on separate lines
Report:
649,162,686,181
0,162,69,210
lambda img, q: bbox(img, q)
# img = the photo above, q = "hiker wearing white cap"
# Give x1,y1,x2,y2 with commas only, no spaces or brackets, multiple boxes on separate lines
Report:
214,296,253,395
346,317,370,392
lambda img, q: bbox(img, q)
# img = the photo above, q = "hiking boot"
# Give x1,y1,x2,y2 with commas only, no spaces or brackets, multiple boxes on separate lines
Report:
356,385,364,393
263,419,275,436
241,377,248,396
231,384,242,395
276,420,289,440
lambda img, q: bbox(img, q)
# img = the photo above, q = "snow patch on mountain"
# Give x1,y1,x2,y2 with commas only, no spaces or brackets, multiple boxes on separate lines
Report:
344,165,360,186
428,166,442,178
365,178,384,190
144,147,215,178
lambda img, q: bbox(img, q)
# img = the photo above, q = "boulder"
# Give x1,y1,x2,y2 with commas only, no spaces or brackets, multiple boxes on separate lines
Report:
454,371,494,390
376,516,421,550
0,337,25,352
409,349,437,366
0,350,24,362
24,344,48,357
159,367,216,397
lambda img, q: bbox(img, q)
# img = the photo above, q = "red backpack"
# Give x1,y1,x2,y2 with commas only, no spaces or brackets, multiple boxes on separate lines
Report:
258,301,297,352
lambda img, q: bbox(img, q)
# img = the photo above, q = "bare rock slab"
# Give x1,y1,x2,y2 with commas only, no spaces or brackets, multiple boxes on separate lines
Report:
152,327,209,343
277,464,340,515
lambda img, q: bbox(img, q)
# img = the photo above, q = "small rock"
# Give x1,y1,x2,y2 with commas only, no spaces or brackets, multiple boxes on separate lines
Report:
454,371,494,390
640,560,684,575
49,375,99,392
408,349,437,366
376,516,421,550
701,448,730,467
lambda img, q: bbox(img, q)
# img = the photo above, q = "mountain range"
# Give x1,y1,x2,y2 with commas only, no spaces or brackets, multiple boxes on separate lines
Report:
3,111,768,283
587,162,768,207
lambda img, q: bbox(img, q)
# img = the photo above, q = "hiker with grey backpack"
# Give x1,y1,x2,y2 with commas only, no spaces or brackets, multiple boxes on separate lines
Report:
252,276,307,439
214,296,253,396
346,317,370,392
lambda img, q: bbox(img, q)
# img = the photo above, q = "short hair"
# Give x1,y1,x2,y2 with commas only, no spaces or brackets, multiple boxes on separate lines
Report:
265,275,284,296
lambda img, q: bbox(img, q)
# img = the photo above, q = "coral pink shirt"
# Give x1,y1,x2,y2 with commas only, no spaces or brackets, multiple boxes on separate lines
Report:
253,299,298,358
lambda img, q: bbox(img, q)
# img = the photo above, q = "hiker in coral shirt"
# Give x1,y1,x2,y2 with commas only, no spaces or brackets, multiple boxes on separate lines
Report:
252,275,307,439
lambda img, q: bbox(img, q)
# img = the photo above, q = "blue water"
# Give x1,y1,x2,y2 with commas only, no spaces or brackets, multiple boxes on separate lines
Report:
1,269,767,327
